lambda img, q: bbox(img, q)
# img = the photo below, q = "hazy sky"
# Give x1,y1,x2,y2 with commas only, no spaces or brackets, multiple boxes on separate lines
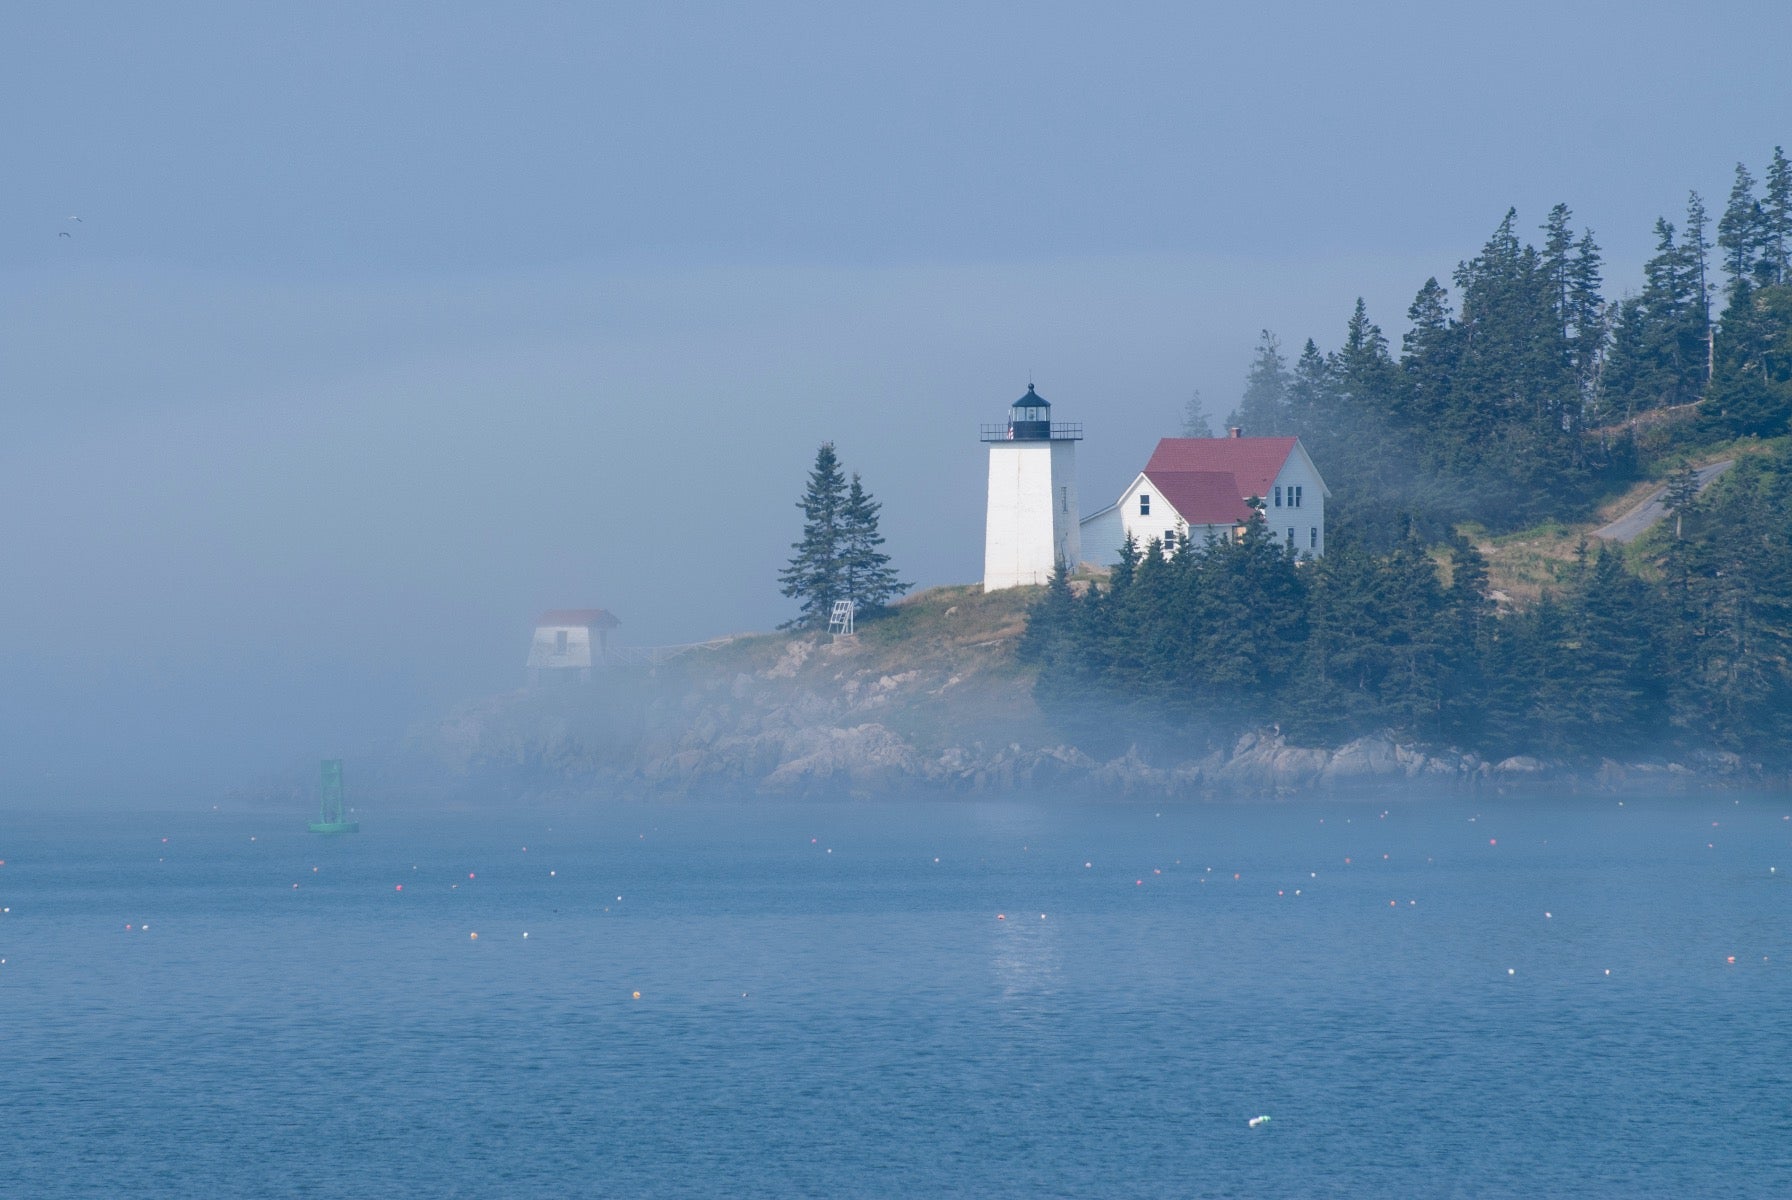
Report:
4,2,1788,801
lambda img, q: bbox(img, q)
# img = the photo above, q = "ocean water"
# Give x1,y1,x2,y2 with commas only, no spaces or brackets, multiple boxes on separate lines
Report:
5,791,1790,1198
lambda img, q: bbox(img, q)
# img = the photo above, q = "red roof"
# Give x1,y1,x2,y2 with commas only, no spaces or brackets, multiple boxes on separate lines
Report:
537,609,620,629
1143,470,1254,526
1144,437,1299,501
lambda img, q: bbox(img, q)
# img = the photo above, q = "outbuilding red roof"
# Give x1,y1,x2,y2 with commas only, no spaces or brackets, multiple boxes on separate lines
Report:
1142,470,1254,527
536,609,620,629
1144,437,1299,502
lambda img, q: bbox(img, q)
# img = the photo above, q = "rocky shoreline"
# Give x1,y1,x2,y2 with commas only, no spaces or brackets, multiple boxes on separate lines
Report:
393,586,1783,802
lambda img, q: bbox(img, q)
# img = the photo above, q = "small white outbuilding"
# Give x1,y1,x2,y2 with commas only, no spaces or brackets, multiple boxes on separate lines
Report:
526,609,620,684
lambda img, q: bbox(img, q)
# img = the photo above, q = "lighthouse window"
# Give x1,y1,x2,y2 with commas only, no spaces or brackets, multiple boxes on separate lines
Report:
1139,494,1151,516
1061,486,1068,513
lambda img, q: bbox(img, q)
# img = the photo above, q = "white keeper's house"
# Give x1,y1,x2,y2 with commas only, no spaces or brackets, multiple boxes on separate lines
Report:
1078,428,1331,562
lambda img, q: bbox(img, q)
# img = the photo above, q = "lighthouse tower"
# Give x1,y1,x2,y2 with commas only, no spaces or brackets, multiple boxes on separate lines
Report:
982,384,1082,591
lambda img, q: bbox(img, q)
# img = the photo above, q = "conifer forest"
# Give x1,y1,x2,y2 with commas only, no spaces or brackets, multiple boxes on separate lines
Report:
1027,149,1792,768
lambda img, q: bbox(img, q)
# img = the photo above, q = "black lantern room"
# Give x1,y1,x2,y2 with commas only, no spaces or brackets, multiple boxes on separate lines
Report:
1008,385,1052,439
979,383,1082,444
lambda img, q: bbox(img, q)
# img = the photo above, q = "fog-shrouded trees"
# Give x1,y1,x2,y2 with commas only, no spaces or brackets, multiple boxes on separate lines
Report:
1024,445,1792,767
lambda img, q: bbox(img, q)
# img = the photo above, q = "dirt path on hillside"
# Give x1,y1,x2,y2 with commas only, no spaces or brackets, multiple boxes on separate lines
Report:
1591,460,1735,543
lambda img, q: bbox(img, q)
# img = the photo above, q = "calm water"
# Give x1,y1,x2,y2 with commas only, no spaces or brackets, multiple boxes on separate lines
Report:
5,791,1790,1198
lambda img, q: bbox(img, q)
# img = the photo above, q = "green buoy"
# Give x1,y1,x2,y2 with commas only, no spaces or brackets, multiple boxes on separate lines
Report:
308,759,360,835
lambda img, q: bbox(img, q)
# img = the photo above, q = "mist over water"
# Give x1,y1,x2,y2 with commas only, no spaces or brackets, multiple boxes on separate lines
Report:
7,789,1789,1197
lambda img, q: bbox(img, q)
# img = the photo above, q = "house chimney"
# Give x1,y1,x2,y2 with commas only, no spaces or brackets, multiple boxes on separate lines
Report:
1227,426,1242,438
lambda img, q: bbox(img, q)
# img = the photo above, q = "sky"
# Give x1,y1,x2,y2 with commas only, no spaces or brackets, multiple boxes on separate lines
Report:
3,1,1789,802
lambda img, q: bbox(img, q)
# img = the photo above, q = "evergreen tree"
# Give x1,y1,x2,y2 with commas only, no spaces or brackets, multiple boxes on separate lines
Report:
1438,535,1494,745
778,443,849,629
1231,330,1291,435
1560,546,1662,750
1715,287,1792,435
1766,146,1792,286
1683,191,1714,385
1541,203,1576,337
1718,163,1766,294
1287,338,1334,433
1569,229,1608,408
1664,464,1701,539
1400,277,1455,432
839,472,909,615
1181,389,1215,437
1019,559,1073,661
1607,218,1703,410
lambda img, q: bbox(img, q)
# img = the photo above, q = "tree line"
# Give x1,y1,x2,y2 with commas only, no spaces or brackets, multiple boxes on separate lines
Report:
1220,149,1792,547
1022,444,1792,767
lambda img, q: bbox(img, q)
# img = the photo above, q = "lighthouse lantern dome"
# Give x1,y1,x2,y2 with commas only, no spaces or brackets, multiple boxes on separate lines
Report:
1009,385,1052,439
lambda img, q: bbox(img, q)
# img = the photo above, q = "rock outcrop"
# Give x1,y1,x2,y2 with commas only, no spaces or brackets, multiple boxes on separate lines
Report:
387,584,1776,803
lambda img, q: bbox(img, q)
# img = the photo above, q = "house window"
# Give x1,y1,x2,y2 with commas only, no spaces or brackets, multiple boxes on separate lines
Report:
1293,485,1303,508
1139,494,1151,516
1164,529,1177,547
1287,527,1295,546
1274,486,1282,507
554,630,568,654
1310,527,1318,548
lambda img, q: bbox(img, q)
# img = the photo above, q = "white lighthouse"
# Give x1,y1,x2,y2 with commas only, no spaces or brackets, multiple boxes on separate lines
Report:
982,384,1082,591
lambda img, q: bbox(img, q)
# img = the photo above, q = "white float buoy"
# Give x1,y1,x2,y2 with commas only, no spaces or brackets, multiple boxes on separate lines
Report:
1248,1115,1271,1128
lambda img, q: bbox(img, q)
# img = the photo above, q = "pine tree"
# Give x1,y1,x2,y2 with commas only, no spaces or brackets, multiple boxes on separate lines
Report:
778,442,849,629
1682,192,1715,386
1400,277,1454,429
1541,203,1576,337
1766,146,1792,286
1286,338,1334,434
1718,163,1766,294
1560,546,1662,750
1607,218,1703,409
1665,464,1701,539
1181,389,1215,437
1569,229,1608,406
839,472,909,615
1230,330,1291,435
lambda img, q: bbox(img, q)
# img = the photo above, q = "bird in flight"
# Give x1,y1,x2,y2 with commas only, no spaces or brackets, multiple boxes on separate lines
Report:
58,231,71,238
67,215,82,222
